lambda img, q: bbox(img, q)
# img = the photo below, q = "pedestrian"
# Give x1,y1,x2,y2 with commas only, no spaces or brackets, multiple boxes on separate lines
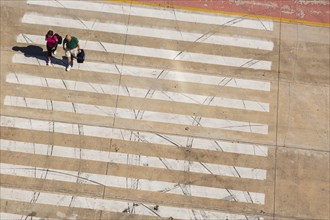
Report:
63,34,81,71
45,30,58,65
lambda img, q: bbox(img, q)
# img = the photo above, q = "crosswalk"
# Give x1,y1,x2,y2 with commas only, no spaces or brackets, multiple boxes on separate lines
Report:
1,0,279,219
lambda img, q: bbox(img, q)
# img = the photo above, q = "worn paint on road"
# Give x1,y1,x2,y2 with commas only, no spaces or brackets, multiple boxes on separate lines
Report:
112,0,330,26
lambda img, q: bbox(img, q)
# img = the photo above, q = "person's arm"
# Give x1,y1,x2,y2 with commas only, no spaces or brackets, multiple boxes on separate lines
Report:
63,39,66,50
75,37,80,52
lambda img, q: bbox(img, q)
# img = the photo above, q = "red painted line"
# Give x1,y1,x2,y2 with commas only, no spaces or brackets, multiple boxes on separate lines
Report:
125,0,330,25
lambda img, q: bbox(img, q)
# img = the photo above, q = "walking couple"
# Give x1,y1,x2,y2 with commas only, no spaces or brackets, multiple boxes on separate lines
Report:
45,30,82,71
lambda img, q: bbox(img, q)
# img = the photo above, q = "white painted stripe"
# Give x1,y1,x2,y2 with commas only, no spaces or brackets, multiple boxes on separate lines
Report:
17,33,272,92
0,108,268,157
121,65,271,91
200,34,274,51
27,0,273,31
17,34,272,70
0,212,59,220
0,163,265,204
0,130,267,180
7,69,270,113
123,132,269,157
1,187,256,219
4,96,268,134
0,115,268,156
22,13,274,52
20,33,273,91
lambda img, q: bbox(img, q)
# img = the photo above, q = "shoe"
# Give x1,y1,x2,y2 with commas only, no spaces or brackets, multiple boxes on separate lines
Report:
47,61,51,65
66,65,71,71
53,50,57,55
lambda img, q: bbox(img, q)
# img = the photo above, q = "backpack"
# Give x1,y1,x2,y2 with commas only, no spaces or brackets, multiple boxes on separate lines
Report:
54,33,62,44
77,49,85,63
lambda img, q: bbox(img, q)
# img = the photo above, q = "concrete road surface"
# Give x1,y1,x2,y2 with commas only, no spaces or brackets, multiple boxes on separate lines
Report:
0,0,329,219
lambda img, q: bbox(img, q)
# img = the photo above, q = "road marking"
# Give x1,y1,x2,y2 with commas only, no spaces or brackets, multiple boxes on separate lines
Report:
14,34,272,92
17,34,272,70
7,69,270,112
1,187,257,219
0,213,40,220
26,0,274,31
109,0,330,27
0,137,267,180
3,0,276,217
0,163,265,204
21,13,274,52
4,96,268,134
0,127,269,157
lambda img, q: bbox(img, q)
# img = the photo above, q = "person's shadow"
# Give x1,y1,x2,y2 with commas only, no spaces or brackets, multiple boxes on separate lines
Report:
12,45,66,66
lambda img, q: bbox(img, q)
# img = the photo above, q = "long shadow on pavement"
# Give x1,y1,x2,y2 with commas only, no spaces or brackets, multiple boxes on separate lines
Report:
12,45,66,67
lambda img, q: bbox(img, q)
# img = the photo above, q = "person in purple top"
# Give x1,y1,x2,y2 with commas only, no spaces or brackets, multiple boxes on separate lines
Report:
45,30,58,65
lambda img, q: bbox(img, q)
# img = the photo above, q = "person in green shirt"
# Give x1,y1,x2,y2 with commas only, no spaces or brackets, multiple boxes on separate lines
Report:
63,34,81,71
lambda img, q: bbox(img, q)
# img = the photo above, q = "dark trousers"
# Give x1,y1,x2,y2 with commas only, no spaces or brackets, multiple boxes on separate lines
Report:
47,43,58,57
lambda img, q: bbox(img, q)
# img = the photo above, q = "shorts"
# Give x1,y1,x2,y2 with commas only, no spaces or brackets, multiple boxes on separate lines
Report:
65,47,78,58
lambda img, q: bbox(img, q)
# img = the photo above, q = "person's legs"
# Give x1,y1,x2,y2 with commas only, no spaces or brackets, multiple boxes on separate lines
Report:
65,48,79,71
71,47,78,58
53,43,58,55
67,56,72,66
69,48,78,70
65,49,72,71
46,45,52,65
